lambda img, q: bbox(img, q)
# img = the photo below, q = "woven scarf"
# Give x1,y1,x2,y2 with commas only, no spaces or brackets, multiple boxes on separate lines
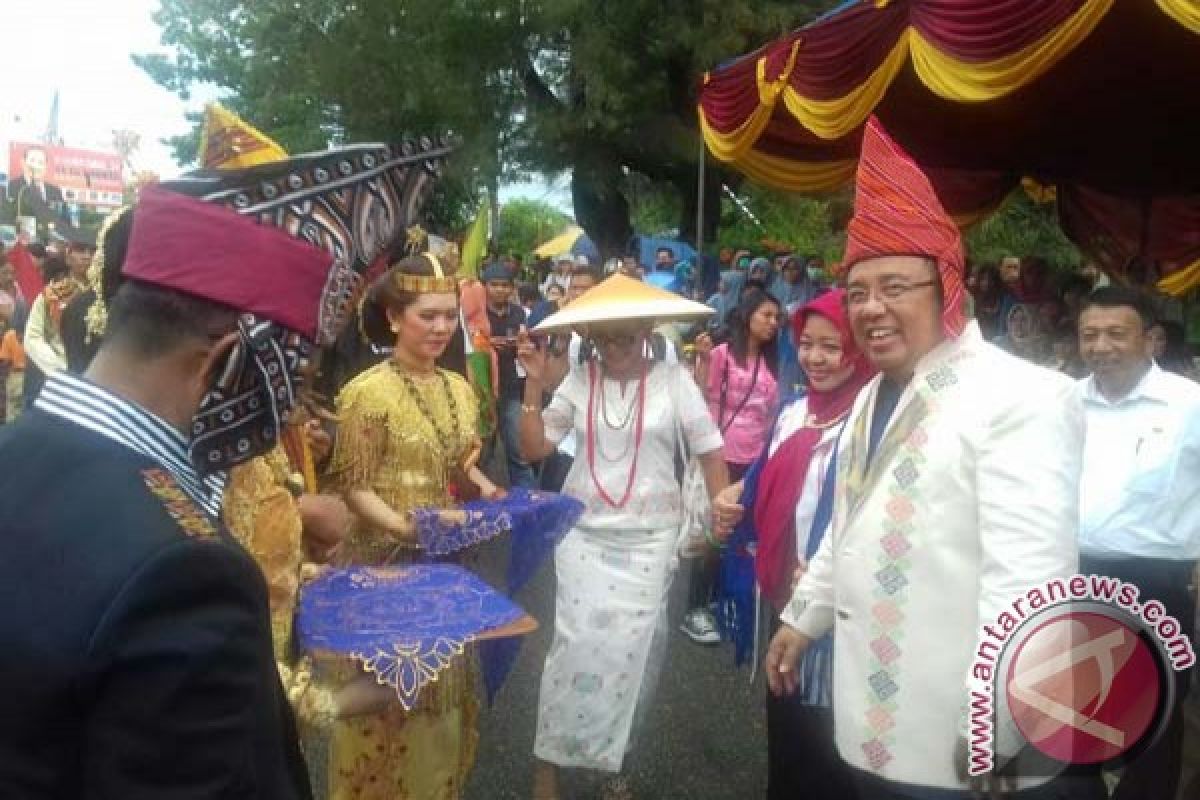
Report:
189,313,313,474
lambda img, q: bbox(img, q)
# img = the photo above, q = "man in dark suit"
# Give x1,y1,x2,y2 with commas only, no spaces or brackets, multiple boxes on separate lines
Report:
7,146,66,224
0,185,344,798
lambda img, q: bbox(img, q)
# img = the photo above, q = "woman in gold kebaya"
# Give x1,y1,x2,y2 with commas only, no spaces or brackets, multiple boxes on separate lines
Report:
314,253,496,799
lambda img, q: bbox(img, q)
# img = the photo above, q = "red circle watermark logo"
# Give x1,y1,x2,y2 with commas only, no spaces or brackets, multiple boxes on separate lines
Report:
1003,608,1166,766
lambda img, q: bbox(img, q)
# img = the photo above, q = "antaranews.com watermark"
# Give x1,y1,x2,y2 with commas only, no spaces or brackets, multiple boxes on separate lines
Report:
967,574,1195,776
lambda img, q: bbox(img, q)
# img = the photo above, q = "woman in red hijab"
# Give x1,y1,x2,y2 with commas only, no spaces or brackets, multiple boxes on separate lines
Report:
714,288,874,800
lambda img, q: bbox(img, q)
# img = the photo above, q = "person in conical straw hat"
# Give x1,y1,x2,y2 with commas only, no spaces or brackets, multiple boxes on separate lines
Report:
516,273,730,799
763,117,1098,799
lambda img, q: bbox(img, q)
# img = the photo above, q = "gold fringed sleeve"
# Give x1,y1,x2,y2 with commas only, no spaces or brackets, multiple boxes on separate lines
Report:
325,388,390,494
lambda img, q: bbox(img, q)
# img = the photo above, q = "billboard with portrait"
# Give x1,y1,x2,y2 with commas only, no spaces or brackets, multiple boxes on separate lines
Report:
7,142,124,222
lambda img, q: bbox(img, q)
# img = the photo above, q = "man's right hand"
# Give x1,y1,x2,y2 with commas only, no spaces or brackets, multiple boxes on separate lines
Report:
765,624,812,697
791,559,809,590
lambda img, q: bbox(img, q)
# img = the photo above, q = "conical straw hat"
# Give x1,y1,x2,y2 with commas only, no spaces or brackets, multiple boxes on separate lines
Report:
532,273,713,332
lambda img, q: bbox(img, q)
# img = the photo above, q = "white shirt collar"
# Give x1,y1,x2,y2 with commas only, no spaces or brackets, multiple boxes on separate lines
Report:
1082,362,1164,407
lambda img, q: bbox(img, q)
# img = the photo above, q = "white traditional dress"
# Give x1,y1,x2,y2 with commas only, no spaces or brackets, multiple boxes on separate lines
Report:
782,322,1083,790
534,360,722,771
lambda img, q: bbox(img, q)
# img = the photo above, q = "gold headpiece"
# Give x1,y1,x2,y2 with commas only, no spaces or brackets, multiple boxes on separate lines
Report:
405,225,427,255
84,206,133,342
391,252,458,294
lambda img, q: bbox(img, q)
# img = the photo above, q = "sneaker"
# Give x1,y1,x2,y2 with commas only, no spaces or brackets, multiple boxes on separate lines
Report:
679,608,721,645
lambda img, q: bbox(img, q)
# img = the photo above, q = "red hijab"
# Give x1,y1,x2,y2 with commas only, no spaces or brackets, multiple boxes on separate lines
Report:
753,289,875,611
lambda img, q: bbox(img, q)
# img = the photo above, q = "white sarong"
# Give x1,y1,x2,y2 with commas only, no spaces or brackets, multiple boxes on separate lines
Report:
533,525,678,771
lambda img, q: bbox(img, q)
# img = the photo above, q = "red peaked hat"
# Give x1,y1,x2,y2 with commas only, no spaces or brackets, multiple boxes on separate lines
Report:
843,116,967,337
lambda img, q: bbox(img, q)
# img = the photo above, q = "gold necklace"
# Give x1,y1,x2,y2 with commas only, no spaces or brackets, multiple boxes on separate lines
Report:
803,409,850,430
390,353,438,377
392,364,461,453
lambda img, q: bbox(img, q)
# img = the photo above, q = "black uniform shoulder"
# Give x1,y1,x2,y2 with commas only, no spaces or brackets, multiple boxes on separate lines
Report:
0,412,245,635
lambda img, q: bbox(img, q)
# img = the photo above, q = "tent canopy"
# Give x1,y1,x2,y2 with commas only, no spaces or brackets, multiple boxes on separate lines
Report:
698,0,1200,293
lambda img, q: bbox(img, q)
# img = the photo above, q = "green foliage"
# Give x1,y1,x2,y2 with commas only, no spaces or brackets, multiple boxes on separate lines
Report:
715,182,847,262
626,173,683,237
964,191,1081,270
672,180,1081,275
136,0,842,250
496,199,571,261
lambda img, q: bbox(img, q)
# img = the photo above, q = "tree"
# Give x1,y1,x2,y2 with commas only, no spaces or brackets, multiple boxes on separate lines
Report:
111,129,142,172
714,182,847,263
136,0,842,257
495,199,571,262
626,172,683,238
964,191,1080,270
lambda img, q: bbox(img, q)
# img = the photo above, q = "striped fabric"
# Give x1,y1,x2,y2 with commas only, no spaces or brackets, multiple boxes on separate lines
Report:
843,116,968,338
35,373,226,518
796,633,834,708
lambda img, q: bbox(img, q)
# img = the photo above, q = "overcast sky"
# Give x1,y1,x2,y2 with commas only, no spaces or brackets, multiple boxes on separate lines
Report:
1,0,571,211
2,0,205,177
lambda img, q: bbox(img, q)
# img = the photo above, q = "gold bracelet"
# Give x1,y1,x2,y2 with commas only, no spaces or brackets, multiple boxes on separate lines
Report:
521,404,540,414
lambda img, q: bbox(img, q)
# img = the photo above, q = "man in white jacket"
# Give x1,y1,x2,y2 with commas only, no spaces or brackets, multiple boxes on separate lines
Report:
766,118,1103,800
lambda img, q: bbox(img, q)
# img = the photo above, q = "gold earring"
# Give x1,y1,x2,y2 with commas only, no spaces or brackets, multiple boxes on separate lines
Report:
391,324,401,334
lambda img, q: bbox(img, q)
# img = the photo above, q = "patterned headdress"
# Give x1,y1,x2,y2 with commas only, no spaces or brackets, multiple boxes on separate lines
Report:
843,116,967,337
122,137,454,472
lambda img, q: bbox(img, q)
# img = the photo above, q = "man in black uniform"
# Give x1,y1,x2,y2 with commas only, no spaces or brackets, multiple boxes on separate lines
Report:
0,184,350,798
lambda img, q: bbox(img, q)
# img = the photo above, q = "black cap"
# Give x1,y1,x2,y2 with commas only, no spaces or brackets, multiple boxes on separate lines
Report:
64,226,98,249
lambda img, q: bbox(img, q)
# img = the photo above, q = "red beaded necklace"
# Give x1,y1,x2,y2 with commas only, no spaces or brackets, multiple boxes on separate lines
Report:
585,358,647,508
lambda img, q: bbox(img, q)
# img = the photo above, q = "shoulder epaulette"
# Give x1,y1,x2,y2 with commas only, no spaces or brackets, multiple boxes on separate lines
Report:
141,468,217,538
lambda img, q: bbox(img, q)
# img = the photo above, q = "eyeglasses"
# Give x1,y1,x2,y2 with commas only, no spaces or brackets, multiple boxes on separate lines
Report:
845,279,937,309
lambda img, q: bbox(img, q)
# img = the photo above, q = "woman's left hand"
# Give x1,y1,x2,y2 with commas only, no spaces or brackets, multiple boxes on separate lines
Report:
712,482,744,539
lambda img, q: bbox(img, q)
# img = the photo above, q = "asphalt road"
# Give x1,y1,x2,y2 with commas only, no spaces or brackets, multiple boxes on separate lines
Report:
463,534,768,800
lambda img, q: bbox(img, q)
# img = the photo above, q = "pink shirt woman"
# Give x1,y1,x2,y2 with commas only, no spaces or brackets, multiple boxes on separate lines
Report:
705,289,781,470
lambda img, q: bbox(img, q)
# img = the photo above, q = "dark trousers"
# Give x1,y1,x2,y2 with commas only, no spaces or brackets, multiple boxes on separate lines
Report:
498,394,537,489
686,460,749,610
851,769,1107,800
767,678,858,800
1079,555,1196,800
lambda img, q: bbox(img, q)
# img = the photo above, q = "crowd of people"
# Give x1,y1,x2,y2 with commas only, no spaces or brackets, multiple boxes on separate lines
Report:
0,115,1198,800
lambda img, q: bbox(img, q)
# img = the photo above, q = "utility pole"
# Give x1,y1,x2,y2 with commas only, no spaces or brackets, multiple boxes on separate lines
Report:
42,90,61,145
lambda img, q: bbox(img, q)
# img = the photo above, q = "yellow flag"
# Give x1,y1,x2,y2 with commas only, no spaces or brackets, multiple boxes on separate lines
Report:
1158,257,1200,297
198,103,288,169
459,195,490,280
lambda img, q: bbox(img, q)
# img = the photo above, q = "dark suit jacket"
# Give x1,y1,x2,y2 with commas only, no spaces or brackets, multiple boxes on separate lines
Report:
7,178,65,224
0,411,312,799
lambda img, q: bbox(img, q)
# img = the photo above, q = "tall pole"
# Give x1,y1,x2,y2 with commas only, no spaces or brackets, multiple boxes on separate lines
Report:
695,136,706,275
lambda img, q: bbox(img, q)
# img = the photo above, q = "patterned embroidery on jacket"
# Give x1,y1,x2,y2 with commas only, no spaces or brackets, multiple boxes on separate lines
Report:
858,350,969,772
142,468,217,538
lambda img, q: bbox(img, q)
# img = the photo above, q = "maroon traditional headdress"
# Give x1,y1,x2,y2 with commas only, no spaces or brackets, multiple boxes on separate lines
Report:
120,138,454,472
843,117,967,337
